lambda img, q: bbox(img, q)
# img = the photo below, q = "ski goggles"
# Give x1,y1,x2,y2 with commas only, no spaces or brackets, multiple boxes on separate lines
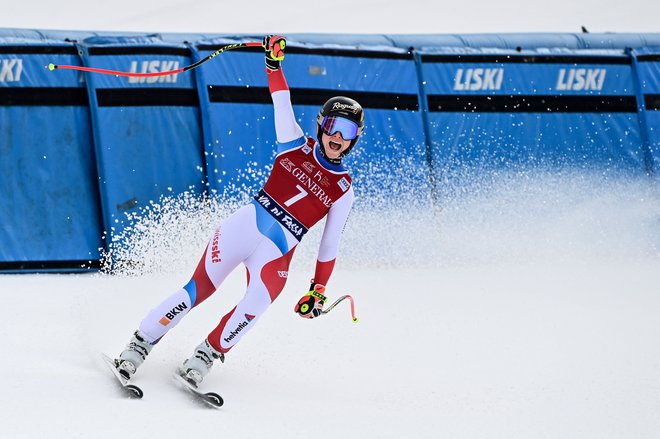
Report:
320,116,360,140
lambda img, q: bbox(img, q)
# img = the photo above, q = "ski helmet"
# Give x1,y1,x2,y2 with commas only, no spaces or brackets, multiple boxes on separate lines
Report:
316,96,364,164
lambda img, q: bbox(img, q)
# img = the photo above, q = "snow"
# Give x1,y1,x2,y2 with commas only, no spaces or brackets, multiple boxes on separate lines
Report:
4,260,660,438
2,3,660,438
2,174,660,437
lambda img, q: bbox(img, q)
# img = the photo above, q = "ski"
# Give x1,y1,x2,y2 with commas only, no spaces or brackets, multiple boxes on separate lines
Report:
173,371,224,408
101,353,144,399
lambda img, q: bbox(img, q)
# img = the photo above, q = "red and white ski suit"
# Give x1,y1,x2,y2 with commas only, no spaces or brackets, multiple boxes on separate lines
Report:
137,68,354,354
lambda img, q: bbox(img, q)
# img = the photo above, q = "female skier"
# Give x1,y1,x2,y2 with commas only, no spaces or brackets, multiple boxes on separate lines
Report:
113,35,364,386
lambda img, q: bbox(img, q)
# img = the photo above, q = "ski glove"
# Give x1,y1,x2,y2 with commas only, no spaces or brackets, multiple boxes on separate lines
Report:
294,283,327,319
262,35,286,72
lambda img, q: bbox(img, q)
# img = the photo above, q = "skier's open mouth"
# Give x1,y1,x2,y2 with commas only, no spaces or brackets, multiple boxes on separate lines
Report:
328,141,342,151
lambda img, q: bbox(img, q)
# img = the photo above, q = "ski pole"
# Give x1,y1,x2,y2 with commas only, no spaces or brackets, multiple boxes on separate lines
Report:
45,41,263,77
321,295,359,323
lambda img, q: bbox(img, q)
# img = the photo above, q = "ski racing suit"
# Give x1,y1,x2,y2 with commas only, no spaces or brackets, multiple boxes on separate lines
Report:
135,67,355,354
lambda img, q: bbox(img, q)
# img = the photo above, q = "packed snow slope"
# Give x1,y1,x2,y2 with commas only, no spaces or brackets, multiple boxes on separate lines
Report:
2,172,660,438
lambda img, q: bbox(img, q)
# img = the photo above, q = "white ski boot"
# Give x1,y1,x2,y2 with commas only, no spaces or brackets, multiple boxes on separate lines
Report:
116,330,154,380
180,339,224,387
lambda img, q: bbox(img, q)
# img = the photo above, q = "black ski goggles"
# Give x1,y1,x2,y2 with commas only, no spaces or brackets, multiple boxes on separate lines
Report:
320,116,360,141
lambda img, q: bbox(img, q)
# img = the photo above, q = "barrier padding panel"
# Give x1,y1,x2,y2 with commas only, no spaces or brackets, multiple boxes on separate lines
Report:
0,42,103,270
633,48,660,175
80,36,205,238
419,49,645,195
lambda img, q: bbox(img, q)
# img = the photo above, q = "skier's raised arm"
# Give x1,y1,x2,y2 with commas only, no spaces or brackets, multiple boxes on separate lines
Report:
263,35,305,149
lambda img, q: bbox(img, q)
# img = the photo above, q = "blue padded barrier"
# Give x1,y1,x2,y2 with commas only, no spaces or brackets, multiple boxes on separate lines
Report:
632,48,660,176
417,48,646,198
0,40,103,271
79,36,206,239
1,30,660,271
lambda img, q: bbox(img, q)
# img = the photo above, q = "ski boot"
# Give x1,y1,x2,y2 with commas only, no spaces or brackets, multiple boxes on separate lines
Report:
180,339,224,387
115,330,154,380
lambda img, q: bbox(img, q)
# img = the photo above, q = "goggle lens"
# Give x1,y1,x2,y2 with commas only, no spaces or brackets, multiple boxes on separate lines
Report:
321,116,359,140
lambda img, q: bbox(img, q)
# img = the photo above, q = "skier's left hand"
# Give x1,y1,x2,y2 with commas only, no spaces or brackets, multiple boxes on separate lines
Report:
294,283,327,319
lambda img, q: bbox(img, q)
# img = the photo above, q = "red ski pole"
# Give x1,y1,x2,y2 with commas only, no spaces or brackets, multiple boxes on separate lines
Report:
46,41,263,77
